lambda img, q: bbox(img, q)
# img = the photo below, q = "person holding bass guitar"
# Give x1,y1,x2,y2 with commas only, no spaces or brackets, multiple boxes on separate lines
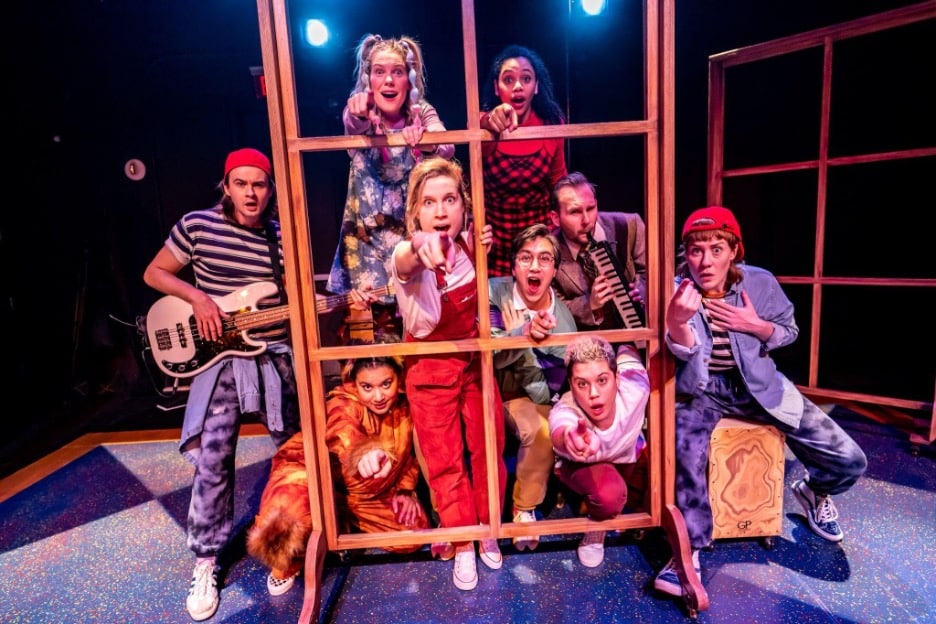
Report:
143,147,301,622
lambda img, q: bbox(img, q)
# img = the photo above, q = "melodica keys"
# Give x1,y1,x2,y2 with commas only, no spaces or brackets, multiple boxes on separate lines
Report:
586,235,645,329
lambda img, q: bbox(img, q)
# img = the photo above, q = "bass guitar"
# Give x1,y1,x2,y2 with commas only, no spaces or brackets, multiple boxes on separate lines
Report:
146,281,395,378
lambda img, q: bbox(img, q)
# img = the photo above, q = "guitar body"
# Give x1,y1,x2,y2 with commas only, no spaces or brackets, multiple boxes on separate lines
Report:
146,281,280,378
145,280,397,378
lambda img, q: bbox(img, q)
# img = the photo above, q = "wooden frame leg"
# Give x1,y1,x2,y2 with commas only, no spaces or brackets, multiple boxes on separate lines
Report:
662,504,709,617
297,529,326,624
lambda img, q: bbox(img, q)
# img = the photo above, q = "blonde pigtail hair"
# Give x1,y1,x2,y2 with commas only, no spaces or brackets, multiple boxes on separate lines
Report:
400,36,427,123
351,34,427,123
351,33,382,96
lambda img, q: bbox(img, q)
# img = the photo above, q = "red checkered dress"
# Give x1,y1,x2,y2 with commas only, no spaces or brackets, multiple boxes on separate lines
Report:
480,112,566,277
483,145,554,277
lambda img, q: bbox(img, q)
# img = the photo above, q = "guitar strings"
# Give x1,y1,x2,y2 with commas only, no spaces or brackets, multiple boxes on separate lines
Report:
158,283,396,346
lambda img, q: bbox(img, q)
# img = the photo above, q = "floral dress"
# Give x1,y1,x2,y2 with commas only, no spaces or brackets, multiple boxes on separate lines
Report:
326,134,416,305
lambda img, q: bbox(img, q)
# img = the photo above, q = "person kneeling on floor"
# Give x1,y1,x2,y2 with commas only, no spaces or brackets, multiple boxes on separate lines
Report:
548,334,649,568
248,353,429,596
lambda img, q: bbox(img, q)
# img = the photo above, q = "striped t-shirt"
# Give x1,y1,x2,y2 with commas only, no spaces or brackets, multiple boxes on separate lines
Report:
702,299,737,371
165,206,288,344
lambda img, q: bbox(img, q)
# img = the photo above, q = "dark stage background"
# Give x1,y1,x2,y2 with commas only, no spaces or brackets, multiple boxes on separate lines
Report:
3,0,932,477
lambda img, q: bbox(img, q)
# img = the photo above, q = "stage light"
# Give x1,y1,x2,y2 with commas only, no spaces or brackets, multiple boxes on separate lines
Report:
581,0,607,16
304,19,329,47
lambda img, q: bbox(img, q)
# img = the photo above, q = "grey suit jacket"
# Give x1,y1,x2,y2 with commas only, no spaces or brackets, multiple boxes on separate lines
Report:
553,211,647,330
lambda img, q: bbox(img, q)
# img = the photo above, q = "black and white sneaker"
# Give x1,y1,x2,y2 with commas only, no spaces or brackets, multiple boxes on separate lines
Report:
267,570,299,596
186,560,219,621
793,479,844,542
654,550,701,597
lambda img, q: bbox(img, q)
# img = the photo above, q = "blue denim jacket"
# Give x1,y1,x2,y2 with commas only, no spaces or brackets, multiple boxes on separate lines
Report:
665,264,806,428
179,341,291,464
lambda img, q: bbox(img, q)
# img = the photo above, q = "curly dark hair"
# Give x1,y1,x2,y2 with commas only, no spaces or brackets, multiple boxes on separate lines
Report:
480,45,565,125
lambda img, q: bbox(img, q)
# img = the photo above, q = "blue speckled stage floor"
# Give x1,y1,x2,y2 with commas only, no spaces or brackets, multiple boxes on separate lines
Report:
1,408,933,623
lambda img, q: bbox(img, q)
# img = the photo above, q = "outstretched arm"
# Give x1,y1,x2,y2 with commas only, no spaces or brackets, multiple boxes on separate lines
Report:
481,103,519,134
394,231,457,281
344,92,378,134
552,416,599,461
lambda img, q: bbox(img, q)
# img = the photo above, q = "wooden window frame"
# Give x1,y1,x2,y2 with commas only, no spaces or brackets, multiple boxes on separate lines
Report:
706,2,936,447
253,0,704,618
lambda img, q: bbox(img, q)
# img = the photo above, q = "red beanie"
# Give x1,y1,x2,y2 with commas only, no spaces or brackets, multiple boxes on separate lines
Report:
681,206,744,261
224,148,272,177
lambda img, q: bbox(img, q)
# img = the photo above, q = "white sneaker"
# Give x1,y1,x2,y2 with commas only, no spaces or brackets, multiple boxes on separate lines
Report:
186,559,219,621
512,509,540,551
452,543,478,590
479,538,503,570
577,530,606,568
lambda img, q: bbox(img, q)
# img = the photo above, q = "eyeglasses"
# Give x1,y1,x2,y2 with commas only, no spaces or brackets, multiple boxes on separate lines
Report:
515,252,556,268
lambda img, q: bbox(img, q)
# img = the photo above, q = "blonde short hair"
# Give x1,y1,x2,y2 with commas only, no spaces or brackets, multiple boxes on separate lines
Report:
404,157,472,236
564,335,616,374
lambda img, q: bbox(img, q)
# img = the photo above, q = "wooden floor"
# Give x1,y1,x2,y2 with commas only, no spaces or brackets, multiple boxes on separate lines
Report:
0,423,268,505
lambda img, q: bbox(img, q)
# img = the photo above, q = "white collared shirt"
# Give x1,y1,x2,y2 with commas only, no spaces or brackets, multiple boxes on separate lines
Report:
510,282,556,321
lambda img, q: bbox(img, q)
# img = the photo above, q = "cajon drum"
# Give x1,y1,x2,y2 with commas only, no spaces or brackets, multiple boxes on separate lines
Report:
708,417,785,544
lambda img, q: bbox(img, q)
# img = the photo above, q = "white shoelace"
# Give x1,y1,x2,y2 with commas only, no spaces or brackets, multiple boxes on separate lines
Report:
815,495,840,524
454,548,476,578
190,561,216,597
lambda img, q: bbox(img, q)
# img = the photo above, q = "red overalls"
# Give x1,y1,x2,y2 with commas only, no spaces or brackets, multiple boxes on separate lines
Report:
404,245,507,529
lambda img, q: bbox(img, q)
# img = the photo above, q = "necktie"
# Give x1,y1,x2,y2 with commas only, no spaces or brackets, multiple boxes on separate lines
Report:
578,250,599,284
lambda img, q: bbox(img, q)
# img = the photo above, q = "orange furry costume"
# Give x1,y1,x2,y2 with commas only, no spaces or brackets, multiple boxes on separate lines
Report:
246,432,311,580
247,382,428,579
324,383,429,547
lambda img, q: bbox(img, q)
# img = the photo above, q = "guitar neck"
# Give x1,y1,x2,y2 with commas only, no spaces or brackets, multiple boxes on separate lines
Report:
231,306,290,332
231,283,396,331
314,283,394,314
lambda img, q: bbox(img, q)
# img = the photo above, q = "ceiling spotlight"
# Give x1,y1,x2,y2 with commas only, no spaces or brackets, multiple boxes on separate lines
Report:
581,0,607,16
305,19,329,47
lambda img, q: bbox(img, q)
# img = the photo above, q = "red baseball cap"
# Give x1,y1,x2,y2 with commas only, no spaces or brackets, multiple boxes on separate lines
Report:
224,148,272,177
681,206,744,261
